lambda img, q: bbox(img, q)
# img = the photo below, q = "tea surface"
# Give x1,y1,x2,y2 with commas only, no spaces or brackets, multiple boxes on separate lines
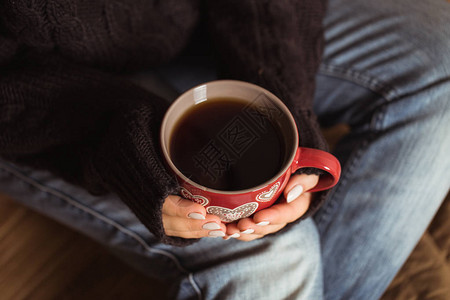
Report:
169,97,287,191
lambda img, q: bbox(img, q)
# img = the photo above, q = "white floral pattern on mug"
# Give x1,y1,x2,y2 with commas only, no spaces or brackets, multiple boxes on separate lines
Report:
256,182,280,202
180,188,210,206
207,202,259,223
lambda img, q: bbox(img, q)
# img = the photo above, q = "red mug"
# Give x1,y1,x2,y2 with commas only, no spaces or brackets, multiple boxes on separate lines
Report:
160,80,341,223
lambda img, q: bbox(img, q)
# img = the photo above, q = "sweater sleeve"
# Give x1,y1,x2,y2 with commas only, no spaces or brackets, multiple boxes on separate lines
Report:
0,54,194,246
207,0,330,219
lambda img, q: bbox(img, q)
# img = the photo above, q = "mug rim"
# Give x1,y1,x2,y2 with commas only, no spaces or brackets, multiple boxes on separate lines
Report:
160,80,299,194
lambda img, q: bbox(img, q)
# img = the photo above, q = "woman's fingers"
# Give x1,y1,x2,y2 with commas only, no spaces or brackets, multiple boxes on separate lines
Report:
283,174,319,203
164,174,320,241
227,195,309,241
223,174,319,241
163,213,225,235
223,222,242,240
162,195,206,218
162,195,225,239
224,219,286,241
252,192,312,225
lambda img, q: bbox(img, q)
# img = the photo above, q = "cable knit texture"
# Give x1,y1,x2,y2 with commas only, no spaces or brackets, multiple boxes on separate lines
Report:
0,0,327,246
1,0,200,70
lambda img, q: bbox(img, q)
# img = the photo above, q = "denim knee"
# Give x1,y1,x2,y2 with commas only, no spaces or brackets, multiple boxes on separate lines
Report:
374,1,450,116
403,6,450,84
322,0,450,104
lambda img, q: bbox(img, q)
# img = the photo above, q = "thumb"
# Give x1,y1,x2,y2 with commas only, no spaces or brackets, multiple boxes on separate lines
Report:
284,174,320,203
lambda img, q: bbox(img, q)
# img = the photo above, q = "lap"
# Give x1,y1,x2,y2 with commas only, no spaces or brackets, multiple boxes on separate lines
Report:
0,159,323,300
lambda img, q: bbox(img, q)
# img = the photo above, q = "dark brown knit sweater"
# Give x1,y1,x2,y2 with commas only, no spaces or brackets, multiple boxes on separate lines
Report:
0,0,327,246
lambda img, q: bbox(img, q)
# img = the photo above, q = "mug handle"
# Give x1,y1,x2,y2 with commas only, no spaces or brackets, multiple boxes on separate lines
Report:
292,147,341,193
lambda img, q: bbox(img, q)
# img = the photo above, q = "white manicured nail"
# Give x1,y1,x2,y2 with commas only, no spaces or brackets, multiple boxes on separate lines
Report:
224,233,241,240
287,185,303,203
241,228,255,234
256,221,270,226
203,222,221,230
188,212,205,220
209,230,225,237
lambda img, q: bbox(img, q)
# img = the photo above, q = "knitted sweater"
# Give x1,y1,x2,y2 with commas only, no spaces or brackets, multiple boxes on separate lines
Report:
0,0,327,246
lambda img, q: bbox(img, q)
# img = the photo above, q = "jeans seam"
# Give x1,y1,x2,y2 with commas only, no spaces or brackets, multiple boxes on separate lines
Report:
315,138,368,228
0,161,203,299
319,63,399,102
189,274,203,300
315,95,389,229
372,103,388,131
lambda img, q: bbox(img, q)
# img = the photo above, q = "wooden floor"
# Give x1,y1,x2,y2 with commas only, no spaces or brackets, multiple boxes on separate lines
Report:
0,194,166,300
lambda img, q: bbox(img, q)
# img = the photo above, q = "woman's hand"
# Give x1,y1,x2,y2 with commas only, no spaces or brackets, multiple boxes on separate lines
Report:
162,195,227,238
224,174,319,241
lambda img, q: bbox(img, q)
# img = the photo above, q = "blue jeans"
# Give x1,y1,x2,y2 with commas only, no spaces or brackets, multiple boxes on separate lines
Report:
1,0,449,299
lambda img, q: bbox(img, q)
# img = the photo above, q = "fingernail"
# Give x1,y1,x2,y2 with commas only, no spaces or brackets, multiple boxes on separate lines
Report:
240,228,255,234
188,212,205,220
209,230,225,237
203,222,221,230
287,185,303,203
256,221,270,226
224,233,241,240
229,233,240,238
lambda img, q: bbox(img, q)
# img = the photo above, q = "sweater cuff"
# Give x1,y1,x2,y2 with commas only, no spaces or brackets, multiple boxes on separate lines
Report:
86,98,197,247
293,109,329,177
290,109,331,221
294,109,328,151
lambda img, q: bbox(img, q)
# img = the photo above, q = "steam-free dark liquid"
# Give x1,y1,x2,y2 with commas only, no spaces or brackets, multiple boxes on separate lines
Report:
169,97,288,191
